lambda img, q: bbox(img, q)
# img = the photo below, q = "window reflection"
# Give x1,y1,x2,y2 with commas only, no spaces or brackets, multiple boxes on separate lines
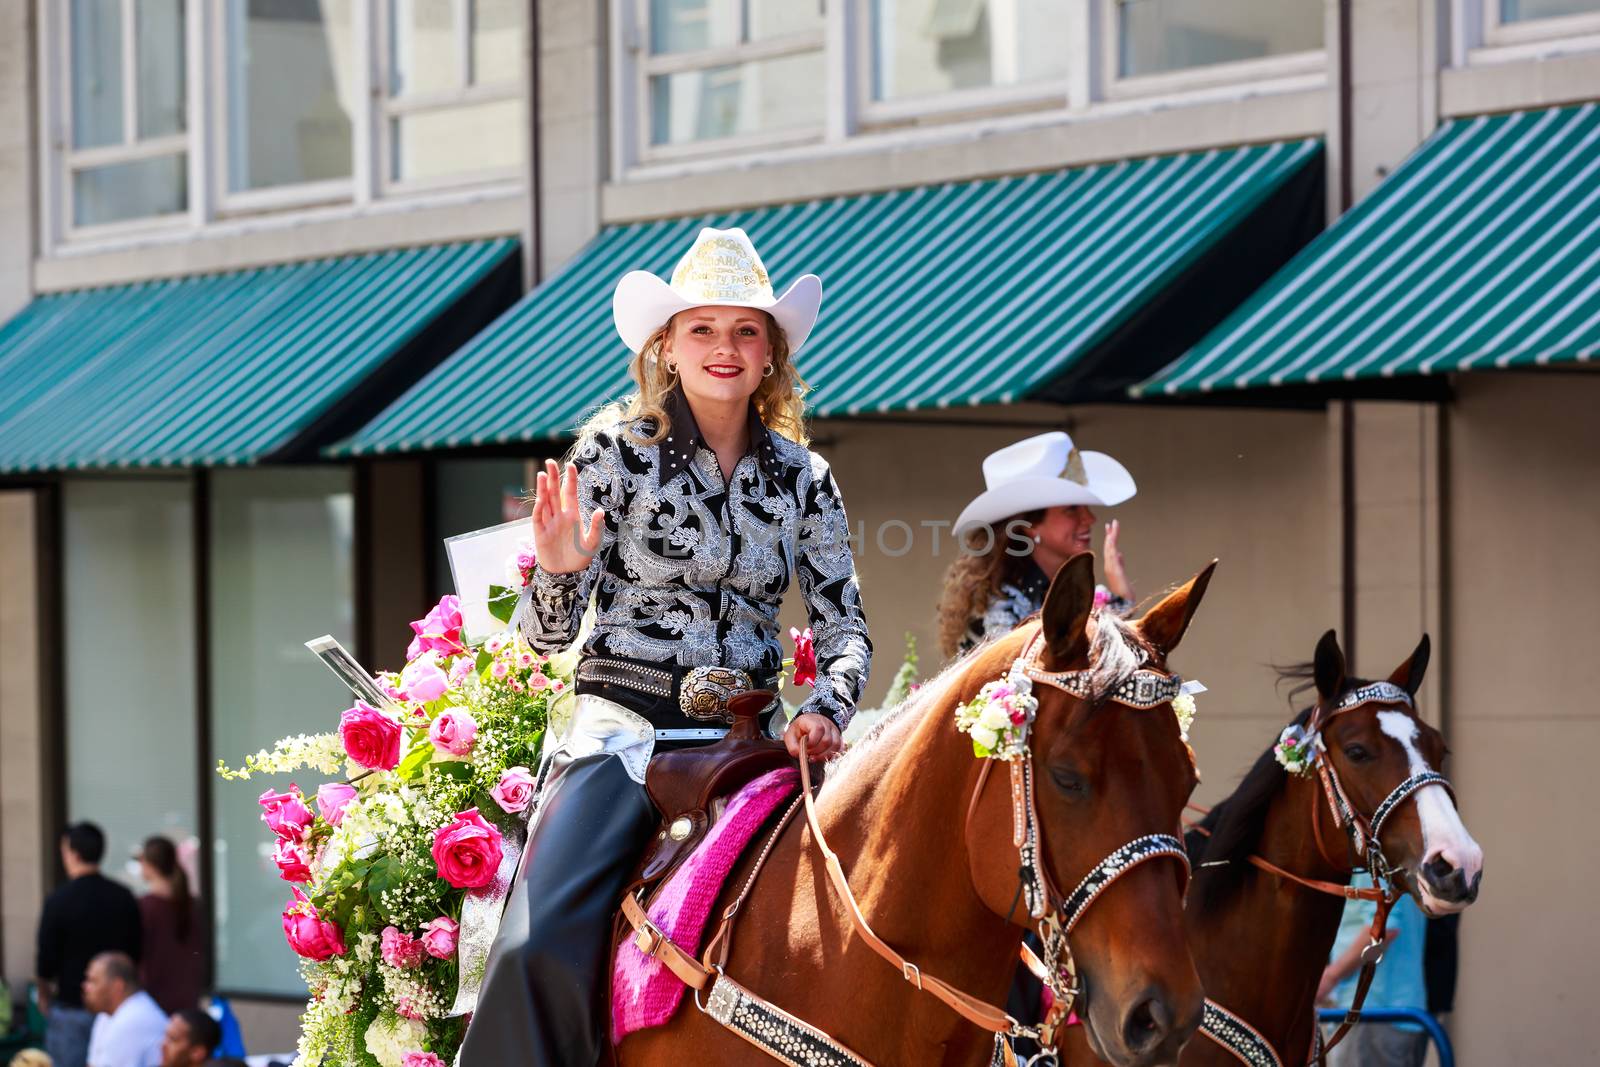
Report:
649,52,825,145
1119,0,1322,78
225,0,356,193
870,0,1070,102
1501,0,1600,19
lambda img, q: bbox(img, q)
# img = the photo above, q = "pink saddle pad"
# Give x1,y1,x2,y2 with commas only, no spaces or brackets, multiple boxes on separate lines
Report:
611,765,800,1043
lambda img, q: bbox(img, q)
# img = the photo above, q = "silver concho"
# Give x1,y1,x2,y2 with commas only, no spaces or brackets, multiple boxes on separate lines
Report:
678,665,751,723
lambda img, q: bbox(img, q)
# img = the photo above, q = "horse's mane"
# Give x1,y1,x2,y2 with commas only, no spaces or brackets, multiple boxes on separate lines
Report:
1187,663,1376,912
822,611,1151,797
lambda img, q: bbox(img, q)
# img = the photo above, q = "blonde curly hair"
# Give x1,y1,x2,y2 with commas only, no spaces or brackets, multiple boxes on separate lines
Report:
935,512,1043,659
577,312,809,448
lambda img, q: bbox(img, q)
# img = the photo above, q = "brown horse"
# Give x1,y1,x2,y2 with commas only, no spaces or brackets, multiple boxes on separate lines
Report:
1059,629,1484,1067
617,554,1214,1067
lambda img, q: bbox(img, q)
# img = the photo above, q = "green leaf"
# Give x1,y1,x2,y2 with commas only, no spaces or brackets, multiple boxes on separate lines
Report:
434,759,473,782
487,584,518,624
396,738,433,781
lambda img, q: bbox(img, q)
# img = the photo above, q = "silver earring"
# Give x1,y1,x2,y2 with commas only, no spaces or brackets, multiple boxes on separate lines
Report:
762,363,775,378
1033,535,1042,544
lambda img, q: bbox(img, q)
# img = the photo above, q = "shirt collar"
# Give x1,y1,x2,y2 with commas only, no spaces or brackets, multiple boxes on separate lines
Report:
1016,558,1050,605
658,384,785,483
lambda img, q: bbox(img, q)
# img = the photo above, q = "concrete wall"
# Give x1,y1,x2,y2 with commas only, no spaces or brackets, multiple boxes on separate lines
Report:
0,491,46,995
536,0,606,274
0,2,32,321
793,403,1337,806
1446,373,1600,1065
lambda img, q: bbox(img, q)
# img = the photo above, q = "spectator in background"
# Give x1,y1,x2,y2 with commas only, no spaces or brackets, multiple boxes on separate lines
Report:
36,823,142,1067
9,1051,52,1067
134,839,204,1015
156,1010,218,1067
1317,875,1430,1066
81,954,164,1067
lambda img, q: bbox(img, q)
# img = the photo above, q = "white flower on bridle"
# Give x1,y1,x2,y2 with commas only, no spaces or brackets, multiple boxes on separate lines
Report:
954,667,1039,761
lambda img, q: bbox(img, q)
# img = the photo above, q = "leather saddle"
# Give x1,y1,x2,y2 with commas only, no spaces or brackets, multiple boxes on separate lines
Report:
632,690,793,889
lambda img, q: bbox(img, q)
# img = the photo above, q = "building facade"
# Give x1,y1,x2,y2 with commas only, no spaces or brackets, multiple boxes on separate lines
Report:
1,0,1597,1060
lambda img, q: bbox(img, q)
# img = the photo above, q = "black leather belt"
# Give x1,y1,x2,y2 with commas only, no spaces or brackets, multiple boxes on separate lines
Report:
575,658,778,726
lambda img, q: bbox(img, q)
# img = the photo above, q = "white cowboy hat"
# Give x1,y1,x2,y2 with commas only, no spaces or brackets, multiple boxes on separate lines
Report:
613,227,823,356
954,432,1136,532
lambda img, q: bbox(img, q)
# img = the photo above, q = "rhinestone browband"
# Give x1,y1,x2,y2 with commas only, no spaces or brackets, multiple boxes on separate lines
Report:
1332,681,1413,713
1026,666,1185,710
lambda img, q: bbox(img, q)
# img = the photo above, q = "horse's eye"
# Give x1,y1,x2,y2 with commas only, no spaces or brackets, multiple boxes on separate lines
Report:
1051,767,1089,798
1343,744,1372,763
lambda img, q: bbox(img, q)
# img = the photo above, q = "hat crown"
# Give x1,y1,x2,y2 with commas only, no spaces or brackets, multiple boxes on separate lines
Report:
669,227,774,305
982,432,1087,491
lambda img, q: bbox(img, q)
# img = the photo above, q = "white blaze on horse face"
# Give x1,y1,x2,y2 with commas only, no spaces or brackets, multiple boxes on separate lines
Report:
1376,711,1484,912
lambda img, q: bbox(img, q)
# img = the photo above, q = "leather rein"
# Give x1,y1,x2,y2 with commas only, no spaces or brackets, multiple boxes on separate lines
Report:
621,629,1194,1067
1188,683,1453,1067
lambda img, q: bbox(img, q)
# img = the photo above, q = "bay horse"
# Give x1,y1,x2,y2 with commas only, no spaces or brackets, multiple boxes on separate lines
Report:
1059,629,1484,1067
617,554,1214,1066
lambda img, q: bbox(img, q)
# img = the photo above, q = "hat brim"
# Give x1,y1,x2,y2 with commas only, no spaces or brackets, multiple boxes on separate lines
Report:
613,271,823,356
954,451,1136,532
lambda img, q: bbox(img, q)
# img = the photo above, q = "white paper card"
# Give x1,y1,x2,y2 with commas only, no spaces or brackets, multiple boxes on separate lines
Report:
445,518,531,643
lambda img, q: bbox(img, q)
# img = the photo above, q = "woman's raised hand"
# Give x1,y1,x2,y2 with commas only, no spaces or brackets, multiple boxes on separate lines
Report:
1103,518,1135,603
531,459,605,575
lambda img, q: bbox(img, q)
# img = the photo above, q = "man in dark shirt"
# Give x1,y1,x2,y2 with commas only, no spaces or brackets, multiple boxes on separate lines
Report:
36,822,143,1067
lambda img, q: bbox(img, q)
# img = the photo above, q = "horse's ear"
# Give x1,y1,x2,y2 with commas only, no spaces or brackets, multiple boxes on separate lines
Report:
1313,630,1346,703
1387,634,1430,696
1137,559,1217,657
1041,552,1097,668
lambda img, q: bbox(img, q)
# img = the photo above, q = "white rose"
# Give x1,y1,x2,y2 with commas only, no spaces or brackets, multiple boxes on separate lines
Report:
970,724,1000,751
362,1014,427,1067
978,702,1012,731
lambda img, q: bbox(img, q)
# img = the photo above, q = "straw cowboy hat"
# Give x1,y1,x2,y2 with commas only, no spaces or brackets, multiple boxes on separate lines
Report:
955,431,1137,532
613,227,823,356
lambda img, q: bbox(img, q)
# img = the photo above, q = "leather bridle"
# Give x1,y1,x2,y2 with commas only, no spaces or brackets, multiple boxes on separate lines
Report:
1191,682,1455,1067
621,625,1198,1066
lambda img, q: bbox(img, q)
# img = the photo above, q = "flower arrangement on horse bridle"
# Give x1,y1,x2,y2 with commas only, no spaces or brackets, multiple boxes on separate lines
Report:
220,540,573,1067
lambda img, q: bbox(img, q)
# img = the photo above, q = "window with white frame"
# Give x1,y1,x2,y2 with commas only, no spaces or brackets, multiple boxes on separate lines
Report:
383,0,526,186
868,0,1070,104
639,0,826,151
44,0,526,244
1115,0,1323,80
617,0,1325,169
64,0,188,228
1500,0,1600,21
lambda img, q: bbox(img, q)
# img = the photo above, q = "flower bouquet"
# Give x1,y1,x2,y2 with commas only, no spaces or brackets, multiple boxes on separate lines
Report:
221,546,572,1067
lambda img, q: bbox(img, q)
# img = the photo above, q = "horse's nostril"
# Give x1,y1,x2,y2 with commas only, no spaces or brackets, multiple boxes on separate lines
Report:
1424,855,1456,882
1122,991,1172,1054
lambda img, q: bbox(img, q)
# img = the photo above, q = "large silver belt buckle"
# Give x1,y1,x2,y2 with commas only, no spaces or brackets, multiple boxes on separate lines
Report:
679,666,751,724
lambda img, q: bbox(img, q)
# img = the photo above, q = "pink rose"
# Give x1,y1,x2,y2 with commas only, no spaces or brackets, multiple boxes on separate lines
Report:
448,657,475,685
526,672,549,691
489,766,537,814
408,595,465,661
1010,708,1027,725
401,654,450,703
431,808,504,889
421,916,458,959
282,888,346,961
258,787,314,841
428,708,478,758
340,701,403,771
395,999,427,1022
315,782,358,827
273,838,313,883
402,1054,446,1067
490,659,511,680
381,925,425,970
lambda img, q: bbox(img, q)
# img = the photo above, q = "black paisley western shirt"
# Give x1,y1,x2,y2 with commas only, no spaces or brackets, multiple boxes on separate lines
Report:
516,388,872,729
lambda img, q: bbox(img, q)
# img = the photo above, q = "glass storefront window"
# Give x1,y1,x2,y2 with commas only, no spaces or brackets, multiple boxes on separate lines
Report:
471,0,524,83
1501,0,1600,18
390,0,459,95
870,0,1070,102
224,0,357,193
209,468,354,994
1118,0,1323,78
650,51,825,145
430,458,532,601
63,480,199,902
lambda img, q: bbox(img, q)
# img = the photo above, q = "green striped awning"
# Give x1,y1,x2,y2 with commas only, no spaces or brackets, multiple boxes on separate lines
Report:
0,239,517,472
342,138,1321,454
1138,104,1600,396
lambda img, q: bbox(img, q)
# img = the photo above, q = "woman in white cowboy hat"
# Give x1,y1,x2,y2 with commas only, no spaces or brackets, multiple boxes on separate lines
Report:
460,227,872,1065
936,431,1137,658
